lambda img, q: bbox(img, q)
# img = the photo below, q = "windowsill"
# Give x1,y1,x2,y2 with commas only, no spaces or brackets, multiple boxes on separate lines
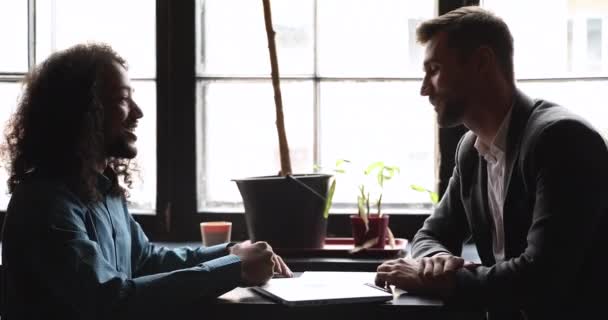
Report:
196,208,434,215
154,241,481,265
130,209,156,215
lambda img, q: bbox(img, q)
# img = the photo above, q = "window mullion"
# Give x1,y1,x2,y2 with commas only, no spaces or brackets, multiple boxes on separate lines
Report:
27,0,36,70
313,0,320,168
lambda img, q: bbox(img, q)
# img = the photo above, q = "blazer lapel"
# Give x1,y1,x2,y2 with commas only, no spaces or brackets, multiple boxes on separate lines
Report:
502,90,535,257
473,160,495,264
503,90,535,201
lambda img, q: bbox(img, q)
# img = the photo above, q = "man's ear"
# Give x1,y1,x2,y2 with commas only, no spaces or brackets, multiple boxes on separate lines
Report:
474,46,496,75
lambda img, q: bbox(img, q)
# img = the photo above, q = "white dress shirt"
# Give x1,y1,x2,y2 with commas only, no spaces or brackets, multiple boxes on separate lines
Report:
473,107,513,262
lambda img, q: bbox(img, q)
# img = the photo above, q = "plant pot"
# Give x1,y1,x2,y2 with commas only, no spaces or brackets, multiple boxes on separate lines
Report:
350,214,390,249
234,174,332,249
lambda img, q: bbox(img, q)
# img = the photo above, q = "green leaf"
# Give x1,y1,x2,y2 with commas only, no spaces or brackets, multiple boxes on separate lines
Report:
336,159,350,167
350,237,380,254
386,227,396,248
410,184,439,205
376,172,384,187
430,192,439,205
323,178,337,219
410,184,426,192
357,196,366,216
364,161,384,175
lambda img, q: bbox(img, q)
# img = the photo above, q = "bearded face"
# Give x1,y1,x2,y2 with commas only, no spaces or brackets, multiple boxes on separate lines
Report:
101,62,143,160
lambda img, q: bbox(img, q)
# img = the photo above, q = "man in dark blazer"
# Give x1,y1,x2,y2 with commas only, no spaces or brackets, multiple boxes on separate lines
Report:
375,6,608,319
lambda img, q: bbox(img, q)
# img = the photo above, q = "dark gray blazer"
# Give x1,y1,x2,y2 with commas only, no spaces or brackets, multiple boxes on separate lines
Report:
412,90,608,319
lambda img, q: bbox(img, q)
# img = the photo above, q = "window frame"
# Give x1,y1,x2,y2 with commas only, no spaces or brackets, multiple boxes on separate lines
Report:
151,0,478,242
0,0,477,242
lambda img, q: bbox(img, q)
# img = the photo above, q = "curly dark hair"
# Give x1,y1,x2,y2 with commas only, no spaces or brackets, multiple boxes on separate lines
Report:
2,43,136,202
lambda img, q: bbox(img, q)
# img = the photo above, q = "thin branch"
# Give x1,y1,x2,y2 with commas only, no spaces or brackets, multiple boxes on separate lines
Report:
262,0,292,176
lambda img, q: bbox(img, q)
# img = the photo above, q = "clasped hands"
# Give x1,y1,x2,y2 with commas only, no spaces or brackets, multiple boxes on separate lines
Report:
229,240,293,286
375,253,478,296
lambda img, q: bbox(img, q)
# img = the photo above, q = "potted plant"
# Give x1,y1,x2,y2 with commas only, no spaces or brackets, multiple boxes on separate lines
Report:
351,161,400,249
321,160,399,250
232,0,332,249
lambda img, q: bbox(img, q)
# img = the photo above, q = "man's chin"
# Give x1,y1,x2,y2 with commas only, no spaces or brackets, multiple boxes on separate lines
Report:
436,106,465,128
107,144,138,159
437,115,464,128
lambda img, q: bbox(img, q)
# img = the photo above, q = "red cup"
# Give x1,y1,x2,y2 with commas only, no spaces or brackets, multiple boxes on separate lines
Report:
200,221,232,246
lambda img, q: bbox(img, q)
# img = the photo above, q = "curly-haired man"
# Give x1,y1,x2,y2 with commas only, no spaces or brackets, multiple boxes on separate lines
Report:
1,43,291,319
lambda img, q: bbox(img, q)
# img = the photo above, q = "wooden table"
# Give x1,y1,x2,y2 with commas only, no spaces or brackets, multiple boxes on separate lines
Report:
167,285,485,320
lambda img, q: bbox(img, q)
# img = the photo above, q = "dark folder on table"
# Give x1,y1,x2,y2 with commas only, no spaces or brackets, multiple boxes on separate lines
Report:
251,272,394,306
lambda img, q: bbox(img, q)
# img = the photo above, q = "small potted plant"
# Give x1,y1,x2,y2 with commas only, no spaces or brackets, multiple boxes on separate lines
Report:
351,161,399,249
321,160,399,250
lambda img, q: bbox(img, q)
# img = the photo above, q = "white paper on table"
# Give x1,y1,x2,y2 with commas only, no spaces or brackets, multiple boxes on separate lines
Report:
298,271,378,285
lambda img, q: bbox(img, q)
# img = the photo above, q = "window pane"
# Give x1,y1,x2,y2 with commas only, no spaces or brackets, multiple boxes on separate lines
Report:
197,80,314,210
0,2,28,72
320,81,436,208
482,0,608,77
0,82,23,209
35,0,155,78
518,80,608,138
198,0,314,76
128,81,157,212
318,0,435,77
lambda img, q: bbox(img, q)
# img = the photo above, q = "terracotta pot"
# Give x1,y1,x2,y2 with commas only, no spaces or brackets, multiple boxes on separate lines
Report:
350,214,389,249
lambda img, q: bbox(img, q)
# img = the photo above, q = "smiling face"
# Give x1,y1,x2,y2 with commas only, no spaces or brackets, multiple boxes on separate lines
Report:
101,61,143,160
420,32,475,128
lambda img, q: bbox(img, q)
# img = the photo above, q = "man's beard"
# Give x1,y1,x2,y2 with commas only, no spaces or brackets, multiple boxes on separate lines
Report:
106,137,137,159
437,100,466,128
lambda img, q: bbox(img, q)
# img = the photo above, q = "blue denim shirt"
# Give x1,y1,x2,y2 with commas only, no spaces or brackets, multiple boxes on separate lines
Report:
1,173,242,319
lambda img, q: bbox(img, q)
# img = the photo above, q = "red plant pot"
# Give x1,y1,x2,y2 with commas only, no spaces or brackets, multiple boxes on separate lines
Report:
350,214,389,249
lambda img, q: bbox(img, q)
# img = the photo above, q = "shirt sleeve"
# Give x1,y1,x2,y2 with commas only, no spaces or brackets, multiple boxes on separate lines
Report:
39,192,243,319
126,211,236,276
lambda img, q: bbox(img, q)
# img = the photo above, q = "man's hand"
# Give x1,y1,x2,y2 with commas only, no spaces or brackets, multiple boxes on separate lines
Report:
419,253,465,279
375,258,426,292
229,240,292,286
375,256,462,296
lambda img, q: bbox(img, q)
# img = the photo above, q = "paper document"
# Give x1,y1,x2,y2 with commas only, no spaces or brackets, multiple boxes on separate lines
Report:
251,271,394,306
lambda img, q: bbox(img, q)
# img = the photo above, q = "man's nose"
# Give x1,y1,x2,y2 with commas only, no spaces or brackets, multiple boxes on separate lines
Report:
420,77,431,96
130,100,143,119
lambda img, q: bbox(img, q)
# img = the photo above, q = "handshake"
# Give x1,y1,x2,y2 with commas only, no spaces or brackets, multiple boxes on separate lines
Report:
229,240,293,286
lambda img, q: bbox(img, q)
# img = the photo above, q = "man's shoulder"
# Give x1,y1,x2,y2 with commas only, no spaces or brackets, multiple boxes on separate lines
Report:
454,130,478,167
524,100,601,145
8,175,85,211
529,100,589,128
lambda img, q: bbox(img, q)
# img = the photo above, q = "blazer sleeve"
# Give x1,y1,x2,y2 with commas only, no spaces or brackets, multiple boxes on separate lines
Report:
411,134,472,258
447,119,608,308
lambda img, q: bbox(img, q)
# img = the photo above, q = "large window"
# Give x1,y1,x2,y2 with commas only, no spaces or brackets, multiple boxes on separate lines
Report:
0,1,156,212
3,0,605,240
196,0,438,213
482,0,608,137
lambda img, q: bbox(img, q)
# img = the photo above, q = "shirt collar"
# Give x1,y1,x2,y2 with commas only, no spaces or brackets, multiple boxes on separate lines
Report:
474,104,513,164
96,171,113,194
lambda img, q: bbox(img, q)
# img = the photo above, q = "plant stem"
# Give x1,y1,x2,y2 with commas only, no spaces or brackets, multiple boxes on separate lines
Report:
262,0,292,176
